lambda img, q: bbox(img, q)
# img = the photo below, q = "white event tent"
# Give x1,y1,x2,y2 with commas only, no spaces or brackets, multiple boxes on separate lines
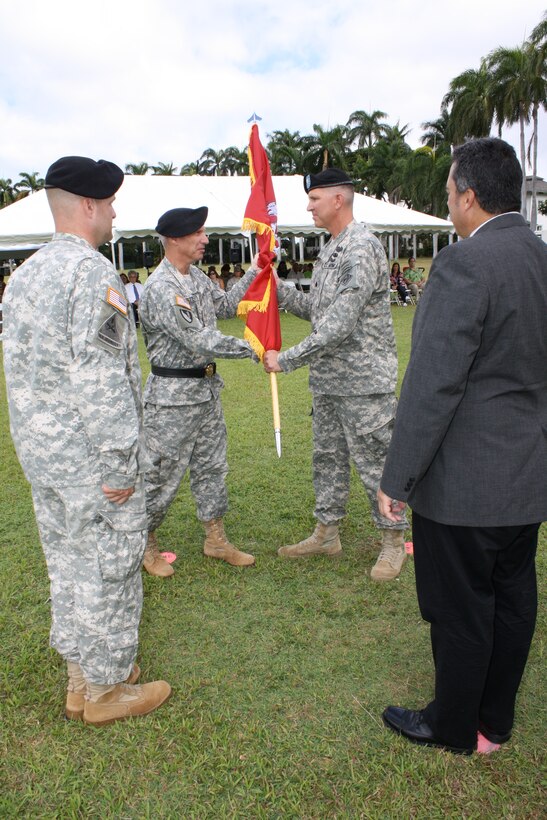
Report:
0,175,453,264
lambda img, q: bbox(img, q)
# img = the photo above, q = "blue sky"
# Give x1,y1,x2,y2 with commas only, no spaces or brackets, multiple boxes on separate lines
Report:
0,0,545,182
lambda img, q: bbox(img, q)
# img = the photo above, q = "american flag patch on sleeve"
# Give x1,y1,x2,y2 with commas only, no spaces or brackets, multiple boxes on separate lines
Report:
175,295,191,310
106,286,128,315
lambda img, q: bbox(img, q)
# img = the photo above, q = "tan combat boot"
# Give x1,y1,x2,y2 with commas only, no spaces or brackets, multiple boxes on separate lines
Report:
370,529,406,581
278,523,342,558
143,531,174,577
203,519,255,567
65,662,141,721
83,680,172,727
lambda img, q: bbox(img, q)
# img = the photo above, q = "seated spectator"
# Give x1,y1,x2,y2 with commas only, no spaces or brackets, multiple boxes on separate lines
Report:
226,264,243,292
276,261,288,279
390,262,411,305
125,269,144,327
208,266,225,290
220,263,231,288
403,257,426,300
120,272,129,285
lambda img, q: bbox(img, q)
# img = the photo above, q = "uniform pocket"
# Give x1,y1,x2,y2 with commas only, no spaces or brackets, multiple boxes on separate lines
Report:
96,506,147,582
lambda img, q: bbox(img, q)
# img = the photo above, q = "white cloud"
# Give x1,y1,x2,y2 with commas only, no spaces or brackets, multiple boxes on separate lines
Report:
0,0,545,180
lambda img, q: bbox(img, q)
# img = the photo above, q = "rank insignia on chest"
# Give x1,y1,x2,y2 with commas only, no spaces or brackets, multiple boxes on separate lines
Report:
175,294,193,324
106,286,128,315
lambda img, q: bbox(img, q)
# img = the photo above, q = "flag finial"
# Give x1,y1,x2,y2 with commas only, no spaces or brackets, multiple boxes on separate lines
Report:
247,112,262,123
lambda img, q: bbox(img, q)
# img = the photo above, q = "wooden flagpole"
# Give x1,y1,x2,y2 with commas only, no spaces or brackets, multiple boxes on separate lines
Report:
270,372,281,458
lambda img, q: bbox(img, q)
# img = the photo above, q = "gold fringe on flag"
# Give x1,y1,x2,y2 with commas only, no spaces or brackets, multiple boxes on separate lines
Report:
243,326,266,361
237,276,272,318
241,217,276,252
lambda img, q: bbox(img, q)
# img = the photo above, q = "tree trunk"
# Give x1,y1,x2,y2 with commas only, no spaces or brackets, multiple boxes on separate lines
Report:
519,107,528,221
530,103,538,233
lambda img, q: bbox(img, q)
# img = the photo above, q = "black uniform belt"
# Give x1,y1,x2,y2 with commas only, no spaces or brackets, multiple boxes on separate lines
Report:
151,363,216,378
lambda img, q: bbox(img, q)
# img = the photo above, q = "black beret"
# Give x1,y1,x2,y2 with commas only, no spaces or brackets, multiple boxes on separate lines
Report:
45,156,124,198
155,207,208,237
304,168,354,193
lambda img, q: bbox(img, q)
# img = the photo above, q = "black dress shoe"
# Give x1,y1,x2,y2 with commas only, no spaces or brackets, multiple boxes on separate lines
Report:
478,721,512,744
382,706,474,755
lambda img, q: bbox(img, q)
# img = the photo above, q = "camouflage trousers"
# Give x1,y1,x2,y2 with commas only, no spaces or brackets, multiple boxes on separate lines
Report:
31,477,147,684
312,393,407,530
144,396,229,532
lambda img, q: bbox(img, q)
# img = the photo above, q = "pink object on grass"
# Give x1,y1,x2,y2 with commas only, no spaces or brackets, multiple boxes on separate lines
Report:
160,551,177,564
477,731,501,754
405,541,414,555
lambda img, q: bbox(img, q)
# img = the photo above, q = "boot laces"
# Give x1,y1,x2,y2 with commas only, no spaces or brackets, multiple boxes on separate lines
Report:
377,545,402,567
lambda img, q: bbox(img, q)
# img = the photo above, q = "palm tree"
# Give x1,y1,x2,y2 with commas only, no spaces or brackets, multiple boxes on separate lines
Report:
0,178,15,208
487,46,533,219
420,111,452,150
487,34,546,227
400,145,452,216
14,171,44,199
527,13,547,230
304,124,349,172
151,162,178,175
346,109,388,152
382,122,411,143
125,162,150,175
358,124,412,202
266,130,306,174
198,148,224,176
179,159,203,176
442,61,494,143
221,146,248,176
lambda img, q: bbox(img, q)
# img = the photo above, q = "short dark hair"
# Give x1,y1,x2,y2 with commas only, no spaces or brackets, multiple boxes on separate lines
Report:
451,138,522,215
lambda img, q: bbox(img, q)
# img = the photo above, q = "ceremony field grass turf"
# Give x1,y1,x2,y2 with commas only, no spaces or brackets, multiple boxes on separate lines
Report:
0,308,545,818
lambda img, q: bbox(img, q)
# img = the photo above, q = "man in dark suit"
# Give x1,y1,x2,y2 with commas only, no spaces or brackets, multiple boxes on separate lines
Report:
377,138,547,755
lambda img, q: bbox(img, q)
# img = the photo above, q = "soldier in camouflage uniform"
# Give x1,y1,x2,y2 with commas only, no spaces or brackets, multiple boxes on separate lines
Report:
139,207,258,576
264,169,408,581
2,156,170,726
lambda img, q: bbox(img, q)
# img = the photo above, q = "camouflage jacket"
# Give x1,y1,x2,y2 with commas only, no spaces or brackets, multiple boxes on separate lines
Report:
3,233,145,488
277,220,398,396
139,258,255,406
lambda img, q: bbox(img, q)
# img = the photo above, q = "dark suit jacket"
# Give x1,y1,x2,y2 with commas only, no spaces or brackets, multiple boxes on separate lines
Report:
381,213,547,527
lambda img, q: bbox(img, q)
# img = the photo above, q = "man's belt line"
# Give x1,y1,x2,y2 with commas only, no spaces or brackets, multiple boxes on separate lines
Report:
151,363,216,378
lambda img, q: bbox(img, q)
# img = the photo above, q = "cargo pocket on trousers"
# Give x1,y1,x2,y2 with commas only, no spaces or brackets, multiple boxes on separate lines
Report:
96,507,148,582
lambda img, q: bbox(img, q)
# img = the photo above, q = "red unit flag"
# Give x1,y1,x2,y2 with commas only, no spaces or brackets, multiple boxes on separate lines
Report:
238,123,281,360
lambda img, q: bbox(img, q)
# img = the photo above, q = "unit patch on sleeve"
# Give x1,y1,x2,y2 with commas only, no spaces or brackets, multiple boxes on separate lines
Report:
93,286,129,352
98,312,124,350
336,263,359,295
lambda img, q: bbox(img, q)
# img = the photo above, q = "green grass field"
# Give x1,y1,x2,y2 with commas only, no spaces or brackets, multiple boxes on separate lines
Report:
0,308,544,818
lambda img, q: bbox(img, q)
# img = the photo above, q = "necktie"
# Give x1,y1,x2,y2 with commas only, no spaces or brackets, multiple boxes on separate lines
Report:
133,284,139,302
